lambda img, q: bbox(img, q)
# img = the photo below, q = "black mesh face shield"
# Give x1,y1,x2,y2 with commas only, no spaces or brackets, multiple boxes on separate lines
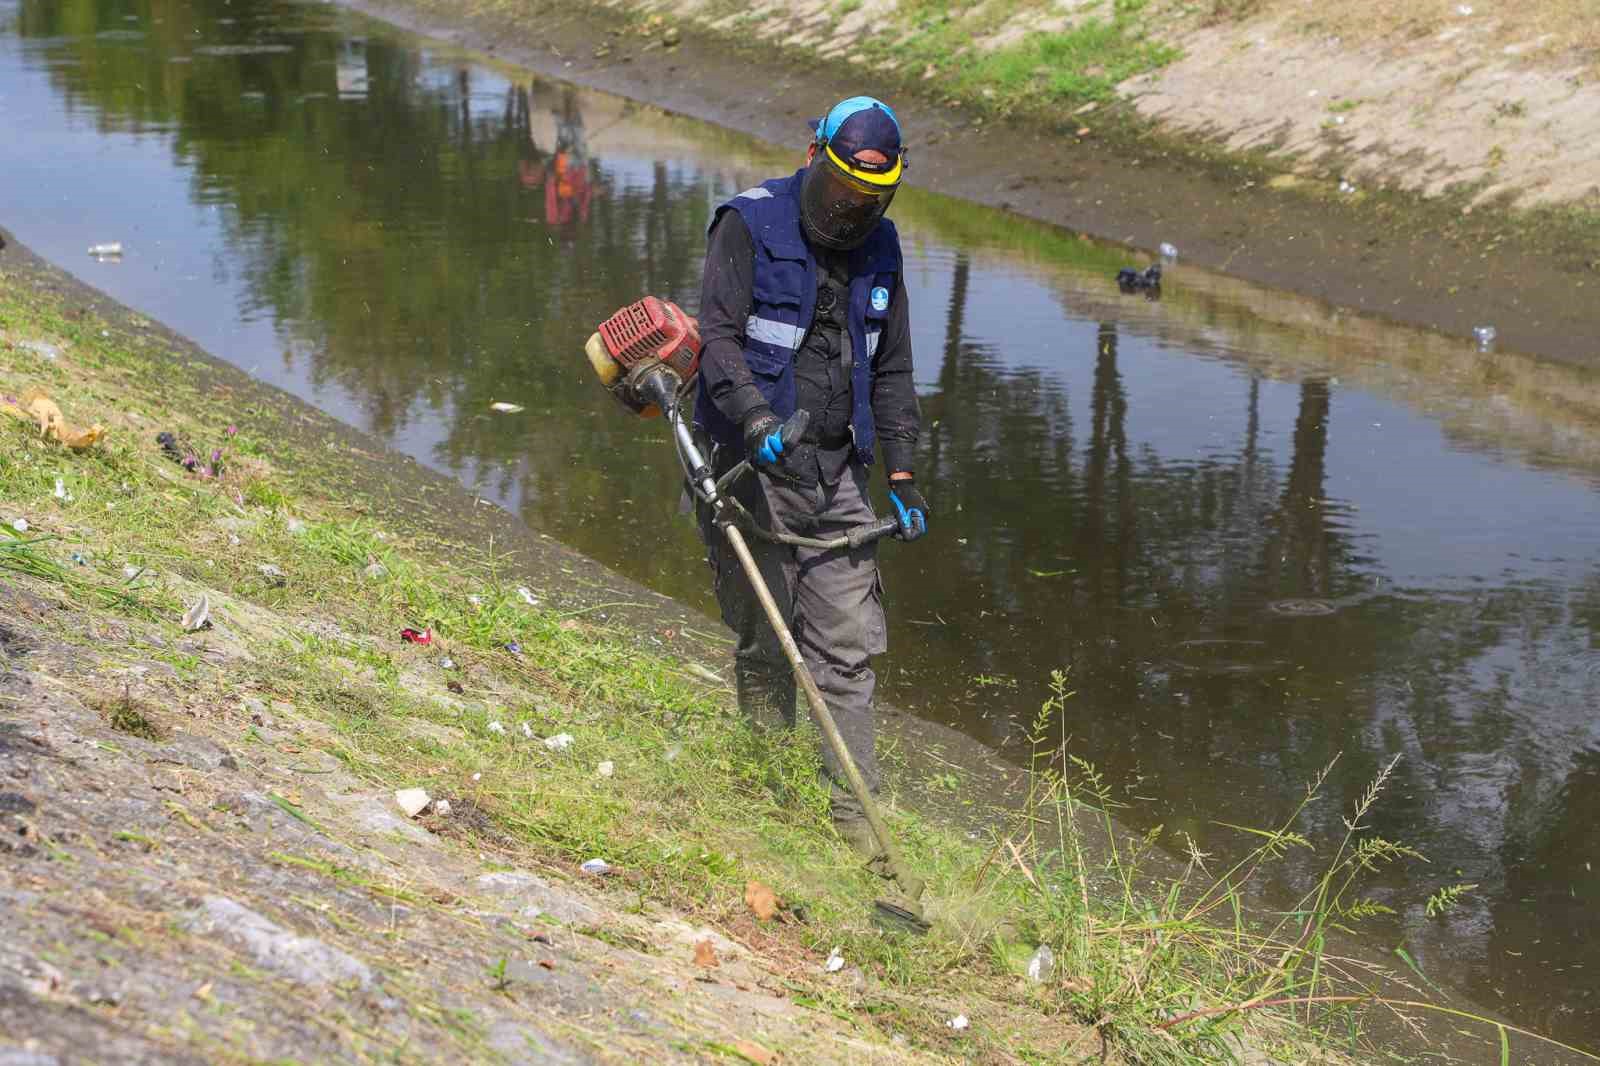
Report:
798,147,901,251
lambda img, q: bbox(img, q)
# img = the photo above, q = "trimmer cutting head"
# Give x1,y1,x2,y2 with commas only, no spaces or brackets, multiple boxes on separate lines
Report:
584,296,701,417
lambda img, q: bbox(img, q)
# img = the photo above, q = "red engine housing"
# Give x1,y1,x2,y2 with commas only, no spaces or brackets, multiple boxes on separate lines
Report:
598,297,701,383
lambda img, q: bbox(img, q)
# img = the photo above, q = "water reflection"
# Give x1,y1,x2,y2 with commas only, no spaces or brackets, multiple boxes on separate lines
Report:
7,0,1600,1050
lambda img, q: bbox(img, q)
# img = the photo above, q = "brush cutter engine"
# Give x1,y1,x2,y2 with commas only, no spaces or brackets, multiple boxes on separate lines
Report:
584,296,701,418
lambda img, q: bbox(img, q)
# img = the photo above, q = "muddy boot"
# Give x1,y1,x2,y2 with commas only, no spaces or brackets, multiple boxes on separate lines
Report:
736,660,796,732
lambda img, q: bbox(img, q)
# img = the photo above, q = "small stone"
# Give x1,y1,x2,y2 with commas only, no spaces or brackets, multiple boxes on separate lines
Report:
363,562,387,580
395,788,431,817
580,858,611,876
661,25,681,46
431,799,451,816
285,517,307,534
181,593,211,632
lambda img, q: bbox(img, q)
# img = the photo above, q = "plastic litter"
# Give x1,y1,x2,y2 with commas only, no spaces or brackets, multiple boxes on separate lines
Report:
1159,242,1179,260
440,656,456,670
825,948,845,973
1026,944,1055,983
947,1014,970,1031
362,562,387,580
285,517,307,535
505,640,522,655
1473,325,1497,350
467,594,483,608
432,799,451,816
544,732,575,752
87,242,123,259
489,402,525,414
400,627,433,645
53,478,72,502
181,593,211,632
1338,178,1357,194
595,760,615,777
520,721,534,739
487,720,506,735
11,518,28,533
257,564,286,588
516,586,538,605
71,551,88,566
395,788,431,818
2,388,106,450
580,858,611,876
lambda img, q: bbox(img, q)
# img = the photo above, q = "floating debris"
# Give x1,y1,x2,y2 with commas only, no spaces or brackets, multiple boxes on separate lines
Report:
395,788,430,818
1117,264,1162,298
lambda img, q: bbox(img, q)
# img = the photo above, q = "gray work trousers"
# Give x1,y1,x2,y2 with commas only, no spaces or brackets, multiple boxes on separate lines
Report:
697,451,887,819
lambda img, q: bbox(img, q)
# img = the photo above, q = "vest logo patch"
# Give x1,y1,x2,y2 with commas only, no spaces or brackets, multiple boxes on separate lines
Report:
870,286,890,312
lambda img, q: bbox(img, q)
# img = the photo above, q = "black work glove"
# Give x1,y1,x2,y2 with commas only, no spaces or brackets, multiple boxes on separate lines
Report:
742,408,815,486
887,477,930,541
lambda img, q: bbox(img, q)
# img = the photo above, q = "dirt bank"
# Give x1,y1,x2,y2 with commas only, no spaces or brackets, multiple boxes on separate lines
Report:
352,0,1598,367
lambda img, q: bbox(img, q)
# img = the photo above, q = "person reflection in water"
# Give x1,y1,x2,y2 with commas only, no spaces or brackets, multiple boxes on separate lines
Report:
516,87,592,232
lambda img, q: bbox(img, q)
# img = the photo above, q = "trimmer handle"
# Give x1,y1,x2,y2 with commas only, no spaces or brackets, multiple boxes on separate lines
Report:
846,515,904,549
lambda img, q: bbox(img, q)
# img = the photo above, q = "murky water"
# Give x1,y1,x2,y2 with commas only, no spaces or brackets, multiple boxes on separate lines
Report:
8,0,1600,1053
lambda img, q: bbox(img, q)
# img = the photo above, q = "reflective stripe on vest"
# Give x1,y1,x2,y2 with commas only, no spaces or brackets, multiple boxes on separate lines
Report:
734,187,773,201
865,330,882,358
746,315,805,351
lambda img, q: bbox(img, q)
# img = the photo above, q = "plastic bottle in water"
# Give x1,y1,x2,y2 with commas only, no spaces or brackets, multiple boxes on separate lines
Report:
87,242,123,258
1472,325,1497,350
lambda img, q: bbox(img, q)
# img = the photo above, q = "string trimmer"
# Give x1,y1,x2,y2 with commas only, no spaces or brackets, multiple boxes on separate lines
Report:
583,296,928,931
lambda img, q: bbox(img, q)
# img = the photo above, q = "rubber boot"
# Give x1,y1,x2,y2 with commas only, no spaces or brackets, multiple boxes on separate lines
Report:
735,660,796,732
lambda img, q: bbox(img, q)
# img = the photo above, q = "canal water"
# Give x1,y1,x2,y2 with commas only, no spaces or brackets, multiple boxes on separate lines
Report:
6,0,1600,1053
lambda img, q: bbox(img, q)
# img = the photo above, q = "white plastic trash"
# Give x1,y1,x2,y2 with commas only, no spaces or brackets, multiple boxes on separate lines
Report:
825,949,845,973
947,1014,969,1031
395,788,430,818
580,858,611,876
544,733,575,752
596,760,615,778
1159,242,1179,260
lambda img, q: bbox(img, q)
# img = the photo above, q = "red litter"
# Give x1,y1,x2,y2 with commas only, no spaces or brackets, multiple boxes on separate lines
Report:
401,627,433,645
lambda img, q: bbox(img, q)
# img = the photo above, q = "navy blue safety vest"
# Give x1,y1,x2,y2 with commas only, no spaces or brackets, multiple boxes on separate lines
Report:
695,168,902,467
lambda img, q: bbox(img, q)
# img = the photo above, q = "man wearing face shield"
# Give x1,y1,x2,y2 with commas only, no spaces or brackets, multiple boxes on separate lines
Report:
693,96,927,864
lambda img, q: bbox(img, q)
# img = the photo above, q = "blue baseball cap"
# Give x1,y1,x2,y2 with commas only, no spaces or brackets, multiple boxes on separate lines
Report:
807,96,903,179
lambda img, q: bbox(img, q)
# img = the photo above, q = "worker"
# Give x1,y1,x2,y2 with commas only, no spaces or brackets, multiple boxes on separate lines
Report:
693,95,927,864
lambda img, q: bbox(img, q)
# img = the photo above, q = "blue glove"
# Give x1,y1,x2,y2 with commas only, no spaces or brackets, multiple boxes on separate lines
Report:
743,410,786,468
888,477,929,541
